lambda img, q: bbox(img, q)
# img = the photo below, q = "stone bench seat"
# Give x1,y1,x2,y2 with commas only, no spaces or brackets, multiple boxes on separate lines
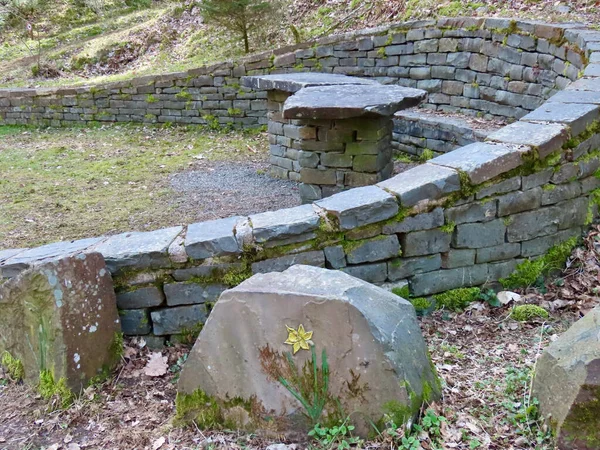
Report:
242,73,426,202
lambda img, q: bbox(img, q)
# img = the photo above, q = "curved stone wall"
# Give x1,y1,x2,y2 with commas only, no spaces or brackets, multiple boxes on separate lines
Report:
2,18,600,345
0,17,594,128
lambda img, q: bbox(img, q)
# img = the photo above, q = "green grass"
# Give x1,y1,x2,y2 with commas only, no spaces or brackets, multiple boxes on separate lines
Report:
0,124,268,249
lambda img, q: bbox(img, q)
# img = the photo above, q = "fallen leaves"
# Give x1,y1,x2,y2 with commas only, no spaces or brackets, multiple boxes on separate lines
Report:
144,352,169,377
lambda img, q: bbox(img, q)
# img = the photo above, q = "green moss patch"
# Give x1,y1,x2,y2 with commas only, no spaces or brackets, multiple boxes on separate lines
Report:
510,304,549,322
433,287,481,312
39,369,74,409
1,351,24,381
175,389,224,428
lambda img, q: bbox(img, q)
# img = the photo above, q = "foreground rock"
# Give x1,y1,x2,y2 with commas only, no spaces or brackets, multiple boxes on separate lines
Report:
0,252,121,391
177,265,440,436
533,306,600,449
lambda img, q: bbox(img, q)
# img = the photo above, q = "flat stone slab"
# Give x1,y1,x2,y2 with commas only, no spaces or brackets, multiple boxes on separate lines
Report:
430,142,530,185
95,227,183,273
0,252,120,390
178,265,439,436
0,237,104,279
521,101,599,136
315,185,399,230
533,305,600,448
250,204,320,243
566,78,600,92
185,216,243,261
241,73,378,93
378,163,461,207
486,121,569,159
282,85,427,119
546,90,600,105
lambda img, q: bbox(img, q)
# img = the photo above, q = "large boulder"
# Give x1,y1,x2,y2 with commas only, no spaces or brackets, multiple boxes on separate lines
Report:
0,252,121,391
177,265,440,436
533,306,600,449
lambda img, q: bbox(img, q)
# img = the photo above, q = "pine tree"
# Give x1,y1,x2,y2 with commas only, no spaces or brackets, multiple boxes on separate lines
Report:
199,0,276,53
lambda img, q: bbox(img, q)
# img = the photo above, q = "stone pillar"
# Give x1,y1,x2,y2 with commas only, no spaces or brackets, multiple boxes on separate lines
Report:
242,74,426,203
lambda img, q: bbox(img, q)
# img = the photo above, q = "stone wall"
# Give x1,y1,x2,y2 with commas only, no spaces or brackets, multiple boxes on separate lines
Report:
0,17,593,129
2,18,600,345
393,109,502,156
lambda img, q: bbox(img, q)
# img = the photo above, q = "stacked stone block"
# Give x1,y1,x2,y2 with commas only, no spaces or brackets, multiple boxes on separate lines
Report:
269,112,394,201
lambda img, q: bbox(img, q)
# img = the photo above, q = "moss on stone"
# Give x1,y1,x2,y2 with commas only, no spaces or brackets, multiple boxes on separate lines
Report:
561,385,600,447
109,331,124,363
510,304,549,321
433,287,480,311
39,369,74,409
175,389,224,428
1,351,24,381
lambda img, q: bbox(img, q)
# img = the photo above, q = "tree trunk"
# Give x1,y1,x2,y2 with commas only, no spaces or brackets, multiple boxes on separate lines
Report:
243,25,249,53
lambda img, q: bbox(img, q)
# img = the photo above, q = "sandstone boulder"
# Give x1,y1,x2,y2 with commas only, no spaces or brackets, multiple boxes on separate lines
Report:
0,252,121,391
533,306,600,449
177,265,440,436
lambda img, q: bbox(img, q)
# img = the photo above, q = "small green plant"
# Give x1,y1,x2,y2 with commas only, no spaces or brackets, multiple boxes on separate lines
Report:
1,351,24,381
419,148,435,162
440,221,456,234
510,305,549,322
179,323,203,345
434,287,481,311
39,369,74,409
175,90,193,101
308,419,362,449
479,288,500,307
259,344,332,425
146,94,157,103
392,285,410,299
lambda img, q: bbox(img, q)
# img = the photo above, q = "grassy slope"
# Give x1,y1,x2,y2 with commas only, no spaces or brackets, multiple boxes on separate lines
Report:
1,0,599,88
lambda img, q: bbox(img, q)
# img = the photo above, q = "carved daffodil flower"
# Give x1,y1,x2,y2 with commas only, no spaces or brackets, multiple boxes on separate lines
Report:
284,324,314,354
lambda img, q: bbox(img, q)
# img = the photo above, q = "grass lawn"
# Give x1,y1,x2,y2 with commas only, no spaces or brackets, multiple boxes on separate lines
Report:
0,124,269,249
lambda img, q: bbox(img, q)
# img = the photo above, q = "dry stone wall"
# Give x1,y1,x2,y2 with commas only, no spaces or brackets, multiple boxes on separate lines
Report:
0,17,592,130
2,18,600,345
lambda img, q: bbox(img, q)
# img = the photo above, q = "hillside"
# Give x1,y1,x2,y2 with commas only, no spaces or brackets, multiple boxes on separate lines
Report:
0,0,599,88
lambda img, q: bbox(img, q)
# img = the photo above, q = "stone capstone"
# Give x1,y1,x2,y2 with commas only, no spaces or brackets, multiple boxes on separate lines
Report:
0,252,120,390
533,306,600,449
177,265,440,436
95,227,183,273
241,73,377,93
282,85,426,119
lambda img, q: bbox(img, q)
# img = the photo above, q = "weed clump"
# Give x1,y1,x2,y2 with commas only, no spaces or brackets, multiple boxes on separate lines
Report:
1,351,24,381
433,287,481,311
500,237,579,289
510,305,549,321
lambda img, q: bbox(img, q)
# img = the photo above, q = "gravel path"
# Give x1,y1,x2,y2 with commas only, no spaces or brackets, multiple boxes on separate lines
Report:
169,160,302,221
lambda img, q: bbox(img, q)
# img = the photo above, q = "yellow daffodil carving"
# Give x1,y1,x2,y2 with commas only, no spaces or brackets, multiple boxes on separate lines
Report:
284,324,314,354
